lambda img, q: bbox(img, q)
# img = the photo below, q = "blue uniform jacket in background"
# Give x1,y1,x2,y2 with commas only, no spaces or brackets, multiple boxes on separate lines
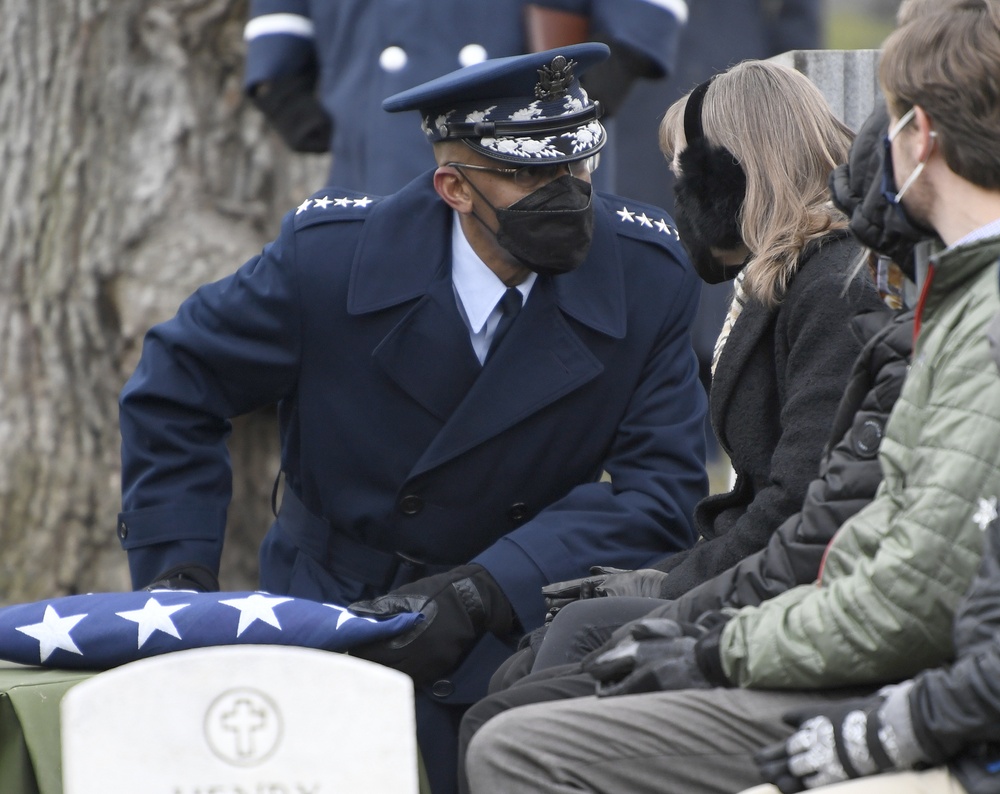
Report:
117,173,707,704
244,0,685,194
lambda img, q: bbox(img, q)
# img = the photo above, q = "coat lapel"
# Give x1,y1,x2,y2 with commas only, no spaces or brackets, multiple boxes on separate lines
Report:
410,279,604,477
709,297,771,436
371,273,483,421
348,176,625,475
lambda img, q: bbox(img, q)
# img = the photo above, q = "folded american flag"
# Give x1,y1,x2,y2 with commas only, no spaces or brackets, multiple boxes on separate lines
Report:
0,590,422,669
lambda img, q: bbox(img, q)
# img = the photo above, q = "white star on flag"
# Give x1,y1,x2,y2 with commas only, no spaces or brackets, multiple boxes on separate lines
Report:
973,496,998,530
636,213,653,228
324,603,377,629
16,605,86,663
617,207,635,222
312,196,332,209
296,199,312,215
353,197,373,207
220,594,294,637
116,597,189,649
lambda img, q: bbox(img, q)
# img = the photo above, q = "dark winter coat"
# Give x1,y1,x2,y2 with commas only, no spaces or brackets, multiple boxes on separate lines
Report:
117,174,709,706
662,309,913,623
653,231,888,598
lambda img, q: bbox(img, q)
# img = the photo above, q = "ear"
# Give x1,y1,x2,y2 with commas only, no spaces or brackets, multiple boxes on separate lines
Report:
912,105,937,160
433,166,473,213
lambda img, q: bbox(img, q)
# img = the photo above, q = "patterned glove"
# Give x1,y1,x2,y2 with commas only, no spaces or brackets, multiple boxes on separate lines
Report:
754,683,925,792
581,617,711,697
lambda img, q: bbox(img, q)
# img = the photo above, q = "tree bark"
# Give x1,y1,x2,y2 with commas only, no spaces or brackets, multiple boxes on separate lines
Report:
0,0,328,602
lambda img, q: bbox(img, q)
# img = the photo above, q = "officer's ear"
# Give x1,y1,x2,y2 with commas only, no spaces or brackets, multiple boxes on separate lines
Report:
434,165,474,213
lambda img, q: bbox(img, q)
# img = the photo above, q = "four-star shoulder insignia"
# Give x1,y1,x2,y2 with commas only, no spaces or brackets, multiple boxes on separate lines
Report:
293,191,380,229
614,204,680,241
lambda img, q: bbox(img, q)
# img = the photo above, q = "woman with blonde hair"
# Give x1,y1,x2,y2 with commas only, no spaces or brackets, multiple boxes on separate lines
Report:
539,60,887,606
457,60,890,793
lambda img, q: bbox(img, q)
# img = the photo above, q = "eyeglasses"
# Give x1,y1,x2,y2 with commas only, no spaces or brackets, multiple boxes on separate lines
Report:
446,156,598,191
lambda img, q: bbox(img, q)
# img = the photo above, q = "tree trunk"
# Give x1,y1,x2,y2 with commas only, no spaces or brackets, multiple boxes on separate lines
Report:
0,0,328,602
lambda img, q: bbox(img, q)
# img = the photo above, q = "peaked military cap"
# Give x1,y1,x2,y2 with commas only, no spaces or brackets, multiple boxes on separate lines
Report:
383,42,610,165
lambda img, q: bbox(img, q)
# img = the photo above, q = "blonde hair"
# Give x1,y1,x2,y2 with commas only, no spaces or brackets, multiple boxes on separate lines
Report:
660,61,854,307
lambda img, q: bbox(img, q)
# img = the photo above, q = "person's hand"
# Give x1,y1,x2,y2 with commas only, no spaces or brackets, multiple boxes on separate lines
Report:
250,71,333,154
754,682,924,792
143,563,219,592
541,567,669,617
348,564,513,685
581,616,710,697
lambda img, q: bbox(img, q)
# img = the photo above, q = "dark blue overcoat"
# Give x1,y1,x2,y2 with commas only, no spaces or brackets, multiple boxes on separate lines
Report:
118,173,708,704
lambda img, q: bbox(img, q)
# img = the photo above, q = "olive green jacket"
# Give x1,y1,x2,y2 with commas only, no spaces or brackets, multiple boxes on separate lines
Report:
718,235,1000,688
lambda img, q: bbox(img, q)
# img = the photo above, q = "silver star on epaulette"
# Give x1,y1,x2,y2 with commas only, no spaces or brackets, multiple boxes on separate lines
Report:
353,197,373,207
636,213,654,228
333,197,352,207
312,196,332,209
973,497,998,530
296,199,312,215
617,207,635,222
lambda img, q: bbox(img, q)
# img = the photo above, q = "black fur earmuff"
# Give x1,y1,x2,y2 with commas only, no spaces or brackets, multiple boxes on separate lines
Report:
673,76,748,283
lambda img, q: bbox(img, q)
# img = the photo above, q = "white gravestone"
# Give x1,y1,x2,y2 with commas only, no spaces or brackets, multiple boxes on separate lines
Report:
61,645,418,794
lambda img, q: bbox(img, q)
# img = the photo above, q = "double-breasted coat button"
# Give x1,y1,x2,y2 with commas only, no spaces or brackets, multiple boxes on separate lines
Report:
431,679,455,698
118,521,128,540
458,44,487,67
399,494,424,515
507,502,528,523
379,46,408,72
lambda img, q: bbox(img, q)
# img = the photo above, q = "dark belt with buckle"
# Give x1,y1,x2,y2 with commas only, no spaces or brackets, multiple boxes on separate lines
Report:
275,481,450,590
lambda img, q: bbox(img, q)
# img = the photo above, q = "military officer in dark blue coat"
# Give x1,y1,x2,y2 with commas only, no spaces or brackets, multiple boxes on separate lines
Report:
119,43,707,793
243,0,686,194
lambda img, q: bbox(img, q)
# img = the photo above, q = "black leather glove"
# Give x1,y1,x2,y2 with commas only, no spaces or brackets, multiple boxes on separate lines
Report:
347,564,513,685
143,563,219,592
581,616,711,697
541,566,670,617
250,71,332,154
580,40,658,117
755,683,926,792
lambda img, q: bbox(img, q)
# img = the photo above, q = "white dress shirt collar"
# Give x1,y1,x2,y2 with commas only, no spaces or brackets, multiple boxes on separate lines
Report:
450,212,536,334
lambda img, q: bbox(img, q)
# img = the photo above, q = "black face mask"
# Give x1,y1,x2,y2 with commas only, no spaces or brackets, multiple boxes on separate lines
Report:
469,174,595,277
878,138,938,280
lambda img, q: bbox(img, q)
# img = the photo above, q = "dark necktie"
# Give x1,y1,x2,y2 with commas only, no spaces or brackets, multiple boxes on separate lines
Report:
486,287,523,361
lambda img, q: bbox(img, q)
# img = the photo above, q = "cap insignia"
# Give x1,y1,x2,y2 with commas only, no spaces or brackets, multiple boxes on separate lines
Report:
535,56,577,101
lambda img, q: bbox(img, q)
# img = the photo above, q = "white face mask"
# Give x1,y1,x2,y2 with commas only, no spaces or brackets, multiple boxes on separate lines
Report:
884,107,937,204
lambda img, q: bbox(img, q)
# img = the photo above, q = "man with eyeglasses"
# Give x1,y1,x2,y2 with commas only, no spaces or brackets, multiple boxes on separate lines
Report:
116,43,707,794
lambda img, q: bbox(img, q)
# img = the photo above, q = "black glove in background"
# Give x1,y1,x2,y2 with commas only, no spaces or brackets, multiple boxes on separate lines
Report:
143,563,220,592
541,566,670,617
581,617,711,696
348,564,513,685
580,40,659,118
250,71,333,154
